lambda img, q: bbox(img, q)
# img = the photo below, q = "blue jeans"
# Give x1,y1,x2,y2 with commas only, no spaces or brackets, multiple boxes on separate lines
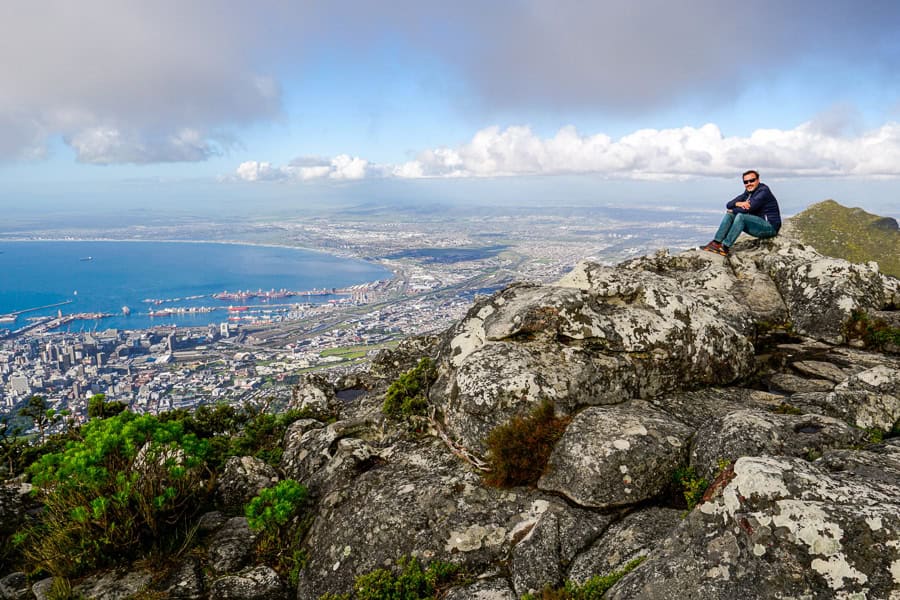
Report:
714,212,777,247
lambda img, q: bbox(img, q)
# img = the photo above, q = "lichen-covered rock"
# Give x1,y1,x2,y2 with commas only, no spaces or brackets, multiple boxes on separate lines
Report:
289,373,338,418
567,508,682,586
606,454,900,600
433,268,754,450
280,416,381,493
154,556,204,599
437,341,601,452
208,566,287,600
215,456,279,512
791,359,852,383
648,388,777,429
748,237,893,343
509,501,617,597
0,572,30,600
207,517,257,575
72,567,152,600
768,372,834,393
690,409,867,478
784,364,900,432
444,578,517,600
296,437,546,599
368,334,440,382
538,402,693,509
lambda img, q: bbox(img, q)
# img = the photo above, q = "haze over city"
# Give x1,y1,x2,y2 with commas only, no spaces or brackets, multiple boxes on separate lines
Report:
1,0,900,220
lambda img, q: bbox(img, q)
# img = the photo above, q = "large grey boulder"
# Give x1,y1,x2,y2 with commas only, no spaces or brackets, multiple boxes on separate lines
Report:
433,268,755,450
538,402,693,509
690,409,867,479
786,364,900,433
215,455,279,512
746,237,894,343
296,437,547,599
606,453,900,600
826,364,900,431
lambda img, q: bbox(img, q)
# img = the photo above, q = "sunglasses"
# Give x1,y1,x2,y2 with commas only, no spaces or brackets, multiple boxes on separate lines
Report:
743,177,758,185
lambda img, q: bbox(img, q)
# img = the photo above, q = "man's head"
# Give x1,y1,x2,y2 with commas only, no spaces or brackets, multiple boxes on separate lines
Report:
742,170,760,192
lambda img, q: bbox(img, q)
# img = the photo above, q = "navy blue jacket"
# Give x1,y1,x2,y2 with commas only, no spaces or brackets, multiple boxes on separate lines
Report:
726,182,781,231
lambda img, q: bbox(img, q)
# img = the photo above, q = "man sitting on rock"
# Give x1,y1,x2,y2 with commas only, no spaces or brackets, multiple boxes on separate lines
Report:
702,170,781,256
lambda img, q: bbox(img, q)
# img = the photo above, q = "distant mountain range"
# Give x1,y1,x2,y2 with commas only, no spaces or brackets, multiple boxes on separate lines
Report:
784,199,900,277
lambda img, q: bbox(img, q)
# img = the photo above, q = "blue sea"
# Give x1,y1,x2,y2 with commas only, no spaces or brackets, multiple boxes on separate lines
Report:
0,241,389,332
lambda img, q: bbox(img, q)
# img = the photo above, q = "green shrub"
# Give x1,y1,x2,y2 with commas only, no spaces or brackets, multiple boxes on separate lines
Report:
483,401,571,488
523,557,646,600
17,411,210,577
845,310,900,353
336,556,459,600
672,466,708,511
383,358,436,419
86,394,127,420
246,479,309,540
159,404,311,469
246,479,310,584
772,403,803,415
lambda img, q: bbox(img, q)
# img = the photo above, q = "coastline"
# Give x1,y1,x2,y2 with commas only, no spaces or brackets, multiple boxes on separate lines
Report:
0,240,398,332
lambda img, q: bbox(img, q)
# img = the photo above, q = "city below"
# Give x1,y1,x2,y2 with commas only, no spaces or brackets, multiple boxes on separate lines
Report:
0,202,714,432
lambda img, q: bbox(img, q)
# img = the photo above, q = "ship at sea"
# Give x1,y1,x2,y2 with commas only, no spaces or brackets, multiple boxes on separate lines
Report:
80,256,93,261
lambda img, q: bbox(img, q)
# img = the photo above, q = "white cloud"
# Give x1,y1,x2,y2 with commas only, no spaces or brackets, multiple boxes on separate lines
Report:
234,155,370,182
393,121,900,180
328,154,368,180
235,161,287,182
67,127,221,164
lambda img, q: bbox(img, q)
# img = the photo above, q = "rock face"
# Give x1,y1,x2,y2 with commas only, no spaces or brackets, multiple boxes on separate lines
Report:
539,402,693,508
215,456,279,512
4,230,900,600
608,451,900,600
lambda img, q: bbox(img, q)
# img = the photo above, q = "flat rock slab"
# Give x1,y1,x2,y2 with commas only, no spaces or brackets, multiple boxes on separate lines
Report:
791,360,851,383
768,372,834,394
538,402,693,509
606,454,900,600
690,409,867,478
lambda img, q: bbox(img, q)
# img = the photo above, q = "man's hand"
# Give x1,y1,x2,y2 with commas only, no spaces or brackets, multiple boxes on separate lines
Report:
736,200,751,210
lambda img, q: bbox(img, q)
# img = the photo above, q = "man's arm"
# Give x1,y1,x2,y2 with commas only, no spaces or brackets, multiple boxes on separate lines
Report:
727,193,750,212
748,186,774,214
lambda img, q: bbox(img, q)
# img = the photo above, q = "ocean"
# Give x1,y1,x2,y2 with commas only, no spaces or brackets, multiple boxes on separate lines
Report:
0,241,390,332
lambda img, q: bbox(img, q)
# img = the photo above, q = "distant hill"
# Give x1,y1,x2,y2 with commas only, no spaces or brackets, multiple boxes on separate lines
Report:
784,199,900,278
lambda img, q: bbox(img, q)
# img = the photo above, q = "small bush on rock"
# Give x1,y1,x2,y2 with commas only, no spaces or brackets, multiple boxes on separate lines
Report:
246,479,310,585
320,555,460,600
483,401,571,488
246,479,308,541
845,310,900,353
672,466,708,511
523,557,646,600
17,411,210,576
382,358,436,419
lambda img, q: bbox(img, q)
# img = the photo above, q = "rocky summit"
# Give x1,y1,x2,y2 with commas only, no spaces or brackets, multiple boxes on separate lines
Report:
3,228,900,600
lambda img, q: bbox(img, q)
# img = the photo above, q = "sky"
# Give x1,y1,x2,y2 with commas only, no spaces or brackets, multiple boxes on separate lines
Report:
2,0,900,219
